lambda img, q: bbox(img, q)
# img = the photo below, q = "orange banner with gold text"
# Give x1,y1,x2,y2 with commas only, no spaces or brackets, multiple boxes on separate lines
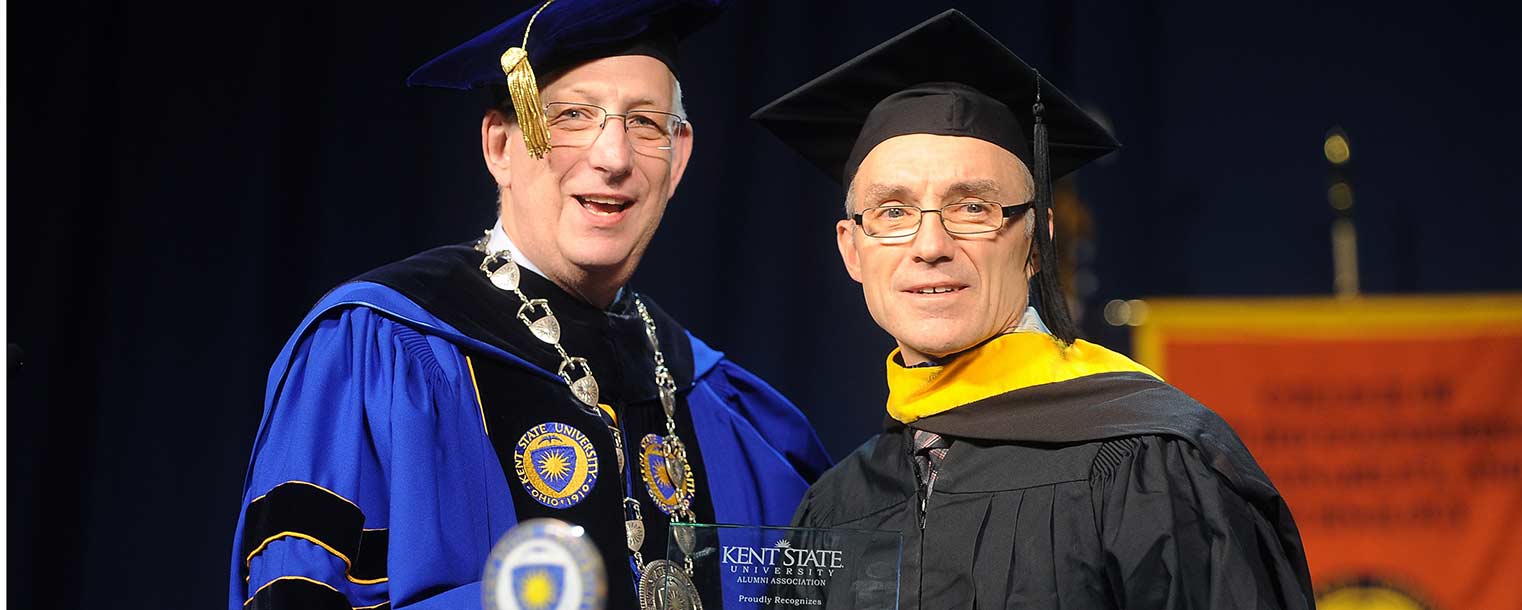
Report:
1134,295,1522,610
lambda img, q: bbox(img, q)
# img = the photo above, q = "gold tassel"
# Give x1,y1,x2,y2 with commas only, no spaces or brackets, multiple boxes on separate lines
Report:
499,0,557,159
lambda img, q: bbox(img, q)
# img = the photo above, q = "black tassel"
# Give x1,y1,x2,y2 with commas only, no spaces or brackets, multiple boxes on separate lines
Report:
1030,79,1079,344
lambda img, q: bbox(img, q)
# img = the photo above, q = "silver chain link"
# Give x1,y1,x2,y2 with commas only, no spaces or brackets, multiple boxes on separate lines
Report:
476,232,696,580
635,298,681,438
476,240,601,409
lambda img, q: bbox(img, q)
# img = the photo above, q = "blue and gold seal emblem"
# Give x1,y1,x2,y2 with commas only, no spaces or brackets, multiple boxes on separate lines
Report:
514,423,599,509
639,434,695,516
482,518,606,610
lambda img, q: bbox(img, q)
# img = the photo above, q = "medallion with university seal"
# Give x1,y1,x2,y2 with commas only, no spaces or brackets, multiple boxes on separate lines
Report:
514,422,600,509
639,434,694,517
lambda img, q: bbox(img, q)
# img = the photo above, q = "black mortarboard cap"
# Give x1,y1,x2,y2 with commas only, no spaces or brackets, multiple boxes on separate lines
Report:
751,9,1118,187
753,9,1117,345
408,0,720,157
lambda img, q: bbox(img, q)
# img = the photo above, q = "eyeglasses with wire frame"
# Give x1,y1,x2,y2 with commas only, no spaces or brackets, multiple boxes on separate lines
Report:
543,101,687,154
852,200,1035,238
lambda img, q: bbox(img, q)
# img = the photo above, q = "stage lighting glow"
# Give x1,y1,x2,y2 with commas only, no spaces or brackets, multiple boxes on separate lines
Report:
1329,182,1354,211
1324,133,1351,165
1125,299,1150,326
1104,299,1132,326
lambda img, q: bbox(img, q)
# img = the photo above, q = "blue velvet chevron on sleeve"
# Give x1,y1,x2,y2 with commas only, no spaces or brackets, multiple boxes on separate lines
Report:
230,304,517,610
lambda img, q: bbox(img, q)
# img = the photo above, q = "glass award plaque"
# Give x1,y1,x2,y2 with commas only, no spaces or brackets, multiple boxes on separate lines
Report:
661,523,901,610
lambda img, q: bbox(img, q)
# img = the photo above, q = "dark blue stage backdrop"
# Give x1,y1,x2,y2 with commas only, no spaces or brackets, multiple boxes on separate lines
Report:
8,0,1520,608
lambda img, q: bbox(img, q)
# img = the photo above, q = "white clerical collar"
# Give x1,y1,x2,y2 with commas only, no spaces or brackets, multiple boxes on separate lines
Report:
486,219,625,308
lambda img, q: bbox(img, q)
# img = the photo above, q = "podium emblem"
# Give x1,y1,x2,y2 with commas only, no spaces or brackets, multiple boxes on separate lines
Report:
484,519,606,610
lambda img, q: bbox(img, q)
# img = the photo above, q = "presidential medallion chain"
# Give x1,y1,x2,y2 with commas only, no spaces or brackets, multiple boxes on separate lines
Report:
475,238,600,409
475,234,702,610
634,298,700,575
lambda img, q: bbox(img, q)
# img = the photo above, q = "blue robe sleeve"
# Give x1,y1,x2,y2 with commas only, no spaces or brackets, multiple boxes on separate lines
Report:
687,340,833,527
230,306,504,610
708,359,832,483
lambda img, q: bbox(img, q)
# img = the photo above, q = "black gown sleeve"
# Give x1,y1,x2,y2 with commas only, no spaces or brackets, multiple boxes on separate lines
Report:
1091,436,1315,610
790,483,822,527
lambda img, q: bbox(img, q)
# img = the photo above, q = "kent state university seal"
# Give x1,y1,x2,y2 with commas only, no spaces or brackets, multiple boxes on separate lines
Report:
514,423,599,509
483,518,606,610
639,434,693,516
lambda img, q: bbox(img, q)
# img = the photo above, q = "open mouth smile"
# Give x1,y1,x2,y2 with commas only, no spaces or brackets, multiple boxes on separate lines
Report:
575,195,634,216
905,284,968,295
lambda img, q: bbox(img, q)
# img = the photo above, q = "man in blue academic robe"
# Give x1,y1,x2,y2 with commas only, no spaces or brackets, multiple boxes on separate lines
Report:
230,2,831,609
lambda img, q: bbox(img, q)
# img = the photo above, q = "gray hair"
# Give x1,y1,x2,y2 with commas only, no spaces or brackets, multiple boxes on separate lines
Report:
671,78,686,120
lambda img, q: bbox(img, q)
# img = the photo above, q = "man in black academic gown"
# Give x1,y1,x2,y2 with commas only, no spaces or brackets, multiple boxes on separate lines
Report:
753,10,1315,610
